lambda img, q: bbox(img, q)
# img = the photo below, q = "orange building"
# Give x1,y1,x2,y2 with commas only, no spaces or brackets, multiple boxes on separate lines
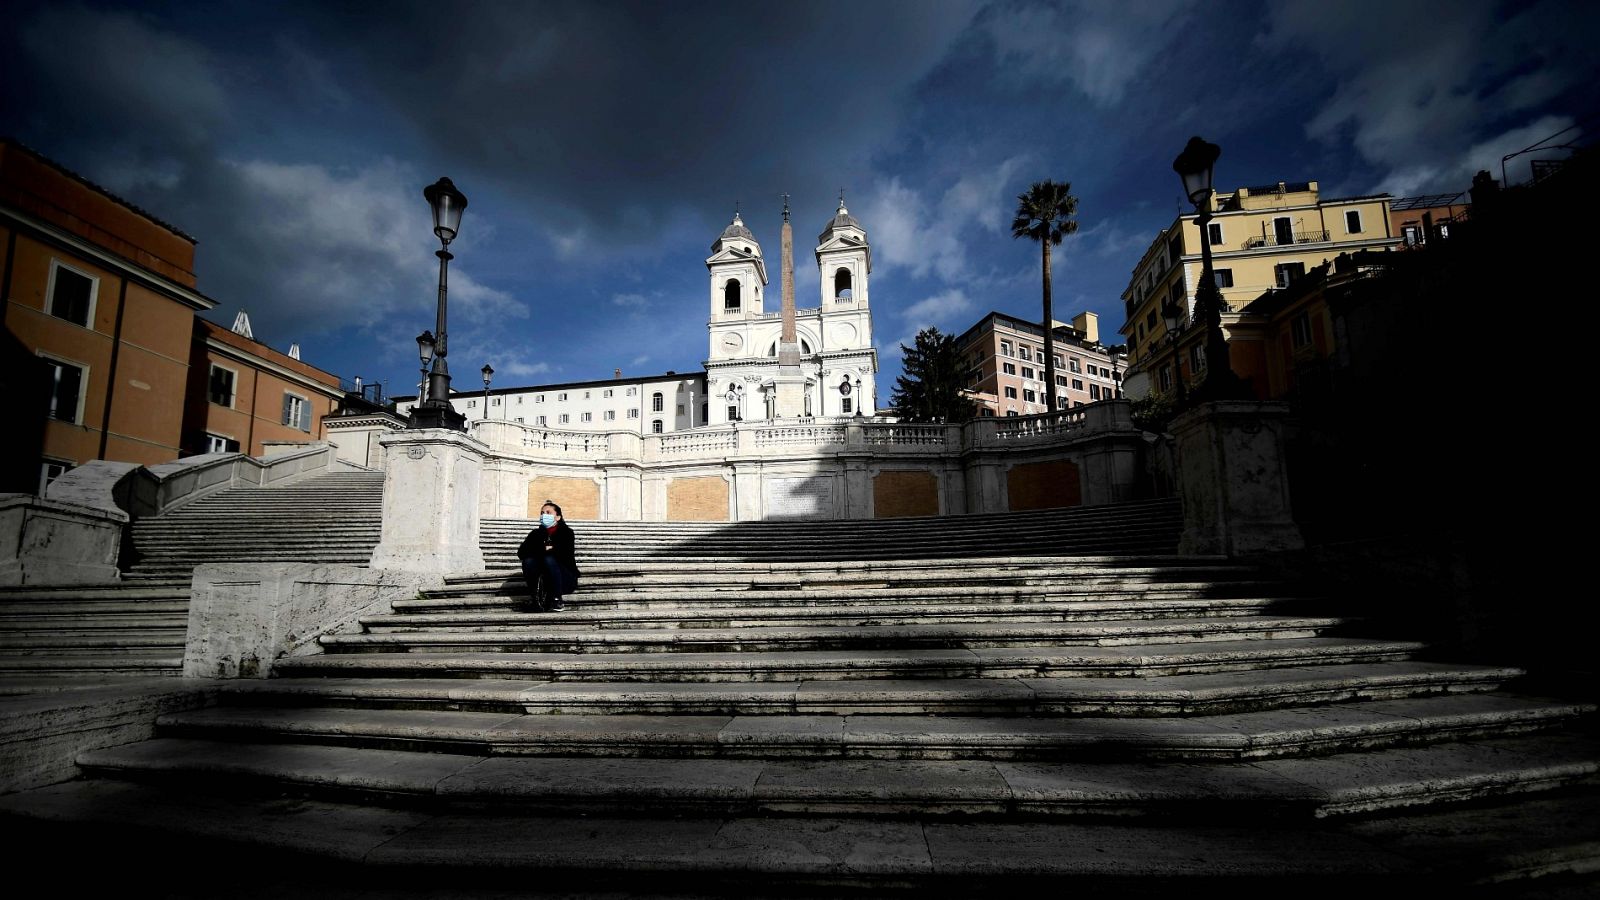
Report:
1389,193,1470,248
954,310,1123,416
183,318,343,457
1,139,216,492
2,140,347,492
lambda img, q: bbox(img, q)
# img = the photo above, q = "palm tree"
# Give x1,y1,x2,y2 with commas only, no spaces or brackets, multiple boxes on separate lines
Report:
1012,181,1079,413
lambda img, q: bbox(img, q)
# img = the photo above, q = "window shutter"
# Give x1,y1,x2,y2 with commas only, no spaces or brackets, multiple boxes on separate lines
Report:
299,399,313,432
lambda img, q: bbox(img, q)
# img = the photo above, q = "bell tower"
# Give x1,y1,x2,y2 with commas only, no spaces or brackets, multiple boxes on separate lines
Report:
706,210,767,327
815,194,870,309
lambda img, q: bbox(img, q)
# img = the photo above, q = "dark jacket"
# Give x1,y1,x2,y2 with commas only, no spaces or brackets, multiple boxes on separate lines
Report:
519,521,579,579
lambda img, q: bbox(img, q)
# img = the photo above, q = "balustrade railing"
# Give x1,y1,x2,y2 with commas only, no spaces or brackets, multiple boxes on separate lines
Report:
992,407,1090,440
755,425,848,447
862,424,946,446
1243,229,1330,250
657,428,738,455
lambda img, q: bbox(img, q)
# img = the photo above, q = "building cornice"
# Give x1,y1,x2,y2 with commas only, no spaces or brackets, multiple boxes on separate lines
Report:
0,206,217,311
205,337,344,399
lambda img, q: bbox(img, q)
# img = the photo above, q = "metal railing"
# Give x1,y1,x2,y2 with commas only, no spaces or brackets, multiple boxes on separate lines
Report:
1243,229,1330,250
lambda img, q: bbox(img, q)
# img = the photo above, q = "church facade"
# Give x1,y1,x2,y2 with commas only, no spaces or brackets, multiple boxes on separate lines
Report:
704,200,878,423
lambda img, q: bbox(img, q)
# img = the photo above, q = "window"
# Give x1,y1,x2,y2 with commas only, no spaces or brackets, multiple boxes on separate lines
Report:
1190,344,1206,372
514,417,523,423
1214,268,1234,288
1055,375,1067,387
1273,216,1294,246
1345,210,1362,233
1207,222,1223,246
981,408,995,417
1068,358,1081,373
603,389,613,398
841,398,852,414
1090,384,1102,400
1403,225,1421,246
536,394,545,403
208,365,236,407
834,267,853,300
1275,262,1306,288
652,419,664,433
47,261,96,327
581,412,593,422
604,410,616,421
652,392,664,412
1059,397,1070,410
676,404,685,415
1053,355,1063,367
1002,363,1016,376
1159,367,1172,391
537,415,547,426
727,405,738,420
626,387,638,396
1019,346,1031,361
1023,389,1036,403
584,391,591,399
40,459,72,494
492,397,501,406
466,399,476,408
204,434,240,453
1167,234,1183,266
628,408,639,419
282,393,311,432
1005,410,1018,417
1021,366,1035,380
1004,386,1018,399
1000,341,1013,357
516,396,523,404
558,413,570,424
1145,310,1158,329
557,392,568,401
1291,312,1313,349
1072,379,1084,390
724,279,741,310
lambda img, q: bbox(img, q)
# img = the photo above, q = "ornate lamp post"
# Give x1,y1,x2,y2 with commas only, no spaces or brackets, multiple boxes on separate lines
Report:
480,363,494,420
1173,137,1248,401
415,330,434,404
409,177,470,430
854,376,864,417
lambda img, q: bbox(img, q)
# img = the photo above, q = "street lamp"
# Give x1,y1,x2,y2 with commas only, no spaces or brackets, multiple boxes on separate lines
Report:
1172,137,1248,401
481,363,494,420
1162,302,1188,406
416,330,435,403
409,177,470,430
854,377,864,417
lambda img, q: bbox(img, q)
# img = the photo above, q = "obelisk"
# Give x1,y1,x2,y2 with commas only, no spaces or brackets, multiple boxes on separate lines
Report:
772,194,807,417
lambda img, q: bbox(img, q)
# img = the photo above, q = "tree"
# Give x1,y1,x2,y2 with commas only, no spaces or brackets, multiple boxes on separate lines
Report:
1012,181,1079,413
890,327,977,423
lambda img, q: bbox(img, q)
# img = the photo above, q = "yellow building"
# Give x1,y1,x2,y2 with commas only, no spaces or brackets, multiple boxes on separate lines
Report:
1117,181,1399,398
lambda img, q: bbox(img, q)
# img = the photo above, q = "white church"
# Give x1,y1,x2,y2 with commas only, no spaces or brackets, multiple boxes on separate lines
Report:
395,198,879,431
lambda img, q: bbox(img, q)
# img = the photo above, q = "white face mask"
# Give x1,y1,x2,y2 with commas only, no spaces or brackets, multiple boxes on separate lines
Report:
539,513,556,528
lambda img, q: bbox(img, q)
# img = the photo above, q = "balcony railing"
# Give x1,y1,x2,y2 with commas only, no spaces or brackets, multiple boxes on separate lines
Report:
1243,229,1330,250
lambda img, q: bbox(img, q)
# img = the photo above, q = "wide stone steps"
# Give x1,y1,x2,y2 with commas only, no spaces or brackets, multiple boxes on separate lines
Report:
0,654,183,675
0,581,193,677
318,616,1355,655
221,662,1522,717
364,598,1304,631
73,730,1600,821
147,693,1592,762
274,638,1430,682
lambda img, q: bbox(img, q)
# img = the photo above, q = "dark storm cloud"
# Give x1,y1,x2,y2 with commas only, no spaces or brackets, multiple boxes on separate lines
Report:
300,1,982,252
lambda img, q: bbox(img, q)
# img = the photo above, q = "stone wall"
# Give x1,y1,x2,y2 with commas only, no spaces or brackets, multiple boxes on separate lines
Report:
666,476,729,521
528,475,601,520
872,470,939,518
1005,460,1082,511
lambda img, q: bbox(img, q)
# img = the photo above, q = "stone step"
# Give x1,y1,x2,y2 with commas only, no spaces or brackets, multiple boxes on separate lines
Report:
0,602,190,617
221,662,1522,717
366,598,1306,630
11,778,1600,892
0,656,183,674
318,616,1356,655
0,616,188,631
151,693,1594,762
0,584,187,601
72,731,1600,821
275,637,1428,682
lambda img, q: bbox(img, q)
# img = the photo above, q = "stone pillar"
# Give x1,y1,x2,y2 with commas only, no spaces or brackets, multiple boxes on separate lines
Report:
369,429,487,573
1171,401,1303,557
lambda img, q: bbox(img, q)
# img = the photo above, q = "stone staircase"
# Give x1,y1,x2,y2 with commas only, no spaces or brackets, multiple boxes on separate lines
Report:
0,471,388,681
3,499,1596,891
121,471,387,581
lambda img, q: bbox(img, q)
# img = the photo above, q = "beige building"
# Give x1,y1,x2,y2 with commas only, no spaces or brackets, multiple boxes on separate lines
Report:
1117,180,1399,399
955,311,1122,416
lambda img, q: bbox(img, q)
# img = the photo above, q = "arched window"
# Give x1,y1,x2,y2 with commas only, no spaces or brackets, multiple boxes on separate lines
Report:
834,267,853,300
651,419,663,434
652,392,664,412
766,339,814,356
723,279,741,310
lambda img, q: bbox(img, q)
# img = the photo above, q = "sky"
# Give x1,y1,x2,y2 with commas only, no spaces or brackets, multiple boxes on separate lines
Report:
3,0,1595,400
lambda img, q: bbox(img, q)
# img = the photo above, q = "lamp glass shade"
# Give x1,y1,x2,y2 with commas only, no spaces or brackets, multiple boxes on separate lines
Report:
481,364,494,384
424,177,468,243
1172,137,1220,206
1163,304,1185,333
416,330,436,367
